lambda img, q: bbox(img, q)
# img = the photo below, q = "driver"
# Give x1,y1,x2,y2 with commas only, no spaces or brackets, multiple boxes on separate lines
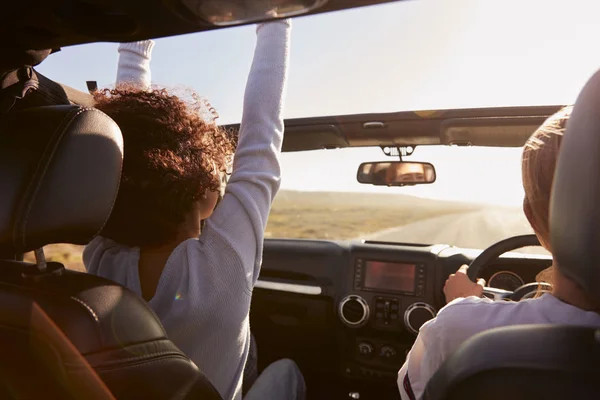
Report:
398,106,600,400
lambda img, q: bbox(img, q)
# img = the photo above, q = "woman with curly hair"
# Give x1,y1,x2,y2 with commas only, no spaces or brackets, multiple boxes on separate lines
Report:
84,20,304,400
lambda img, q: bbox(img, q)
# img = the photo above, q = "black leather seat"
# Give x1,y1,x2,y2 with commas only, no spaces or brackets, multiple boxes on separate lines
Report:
422,68,600,400
0,105,222,399
421,324,600,400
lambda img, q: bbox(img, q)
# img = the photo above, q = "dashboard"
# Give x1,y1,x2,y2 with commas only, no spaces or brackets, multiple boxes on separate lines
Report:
250,238,552,398
488,270,524,291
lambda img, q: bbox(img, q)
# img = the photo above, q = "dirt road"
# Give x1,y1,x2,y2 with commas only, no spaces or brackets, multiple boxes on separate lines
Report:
365,208,543,252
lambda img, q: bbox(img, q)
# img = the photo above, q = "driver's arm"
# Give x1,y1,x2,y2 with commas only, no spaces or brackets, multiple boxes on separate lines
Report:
398,321,443,400
398,296,495,399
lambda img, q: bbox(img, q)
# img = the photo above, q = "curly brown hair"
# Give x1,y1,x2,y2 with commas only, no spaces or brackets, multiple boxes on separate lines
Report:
93,85,235,247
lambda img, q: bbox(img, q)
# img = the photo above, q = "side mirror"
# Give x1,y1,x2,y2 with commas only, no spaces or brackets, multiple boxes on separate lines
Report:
357,161,436,187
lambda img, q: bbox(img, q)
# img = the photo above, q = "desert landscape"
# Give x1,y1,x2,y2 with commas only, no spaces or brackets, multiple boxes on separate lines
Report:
25,190,542,271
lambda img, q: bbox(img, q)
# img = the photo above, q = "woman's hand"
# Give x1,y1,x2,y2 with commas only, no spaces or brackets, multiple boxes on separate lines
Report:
443,265,485,303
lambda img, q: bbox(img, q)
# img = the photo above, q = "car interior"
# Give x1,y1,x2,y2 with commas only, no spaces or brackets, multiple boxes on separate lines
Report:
0,1,598,400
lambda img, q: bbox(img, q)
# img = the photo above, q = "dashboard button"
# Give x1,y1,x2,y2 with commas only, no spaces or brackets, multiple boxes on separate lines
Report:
383,300,391,320
380,345,398,361
358,342,374,358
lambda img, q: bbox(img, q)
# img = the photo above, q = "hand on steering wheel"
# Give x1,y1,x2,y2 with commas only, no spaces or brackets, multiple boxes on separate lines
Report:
462,234,552,302
443,265,486,303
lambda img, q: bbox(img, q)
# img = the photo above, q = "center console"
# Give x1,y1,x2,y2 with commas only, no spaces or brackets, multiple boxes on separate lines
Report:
338,255,437,380
340,258,435,332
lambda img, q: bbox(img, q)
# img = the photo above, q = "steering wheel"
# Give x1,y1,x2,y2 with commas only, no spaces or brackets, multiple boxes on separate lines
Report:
466,234,552,301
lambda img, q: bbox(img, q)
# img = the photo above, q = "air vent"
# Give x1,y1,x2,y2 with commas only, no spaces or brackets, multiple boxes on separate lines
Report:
339,295,369,328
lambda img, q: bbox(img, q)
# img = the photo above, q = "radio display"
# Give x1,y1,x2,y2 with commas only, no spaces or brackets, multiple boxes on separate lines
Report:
363,261,416,293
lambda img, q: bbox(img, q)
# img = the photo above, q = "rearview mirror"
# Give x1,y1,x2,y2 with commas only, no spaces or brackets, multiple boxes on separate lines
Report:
357,162,436,186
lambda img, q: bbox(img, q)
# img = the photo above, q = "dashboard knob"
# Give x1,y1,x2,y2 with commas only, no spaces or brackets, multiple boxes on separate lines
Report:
358,342,374,358
380,345,398,360
404,302,436,334
339,295,370,328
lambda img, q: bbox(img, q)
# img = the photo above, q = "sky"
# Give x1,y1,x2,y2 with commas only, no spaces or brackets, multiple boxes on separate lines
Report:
37,0,600,206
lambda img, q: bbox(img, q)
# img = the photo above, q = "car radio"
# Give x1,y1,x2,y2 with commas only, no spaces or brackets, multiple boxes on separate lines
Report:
353,258,426,297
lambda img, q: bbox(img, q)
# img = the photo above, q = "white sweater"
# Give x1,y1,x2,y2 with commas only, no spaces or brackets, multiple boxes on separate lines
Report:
398,294,600,399
84,20,291,400
114,39,155,88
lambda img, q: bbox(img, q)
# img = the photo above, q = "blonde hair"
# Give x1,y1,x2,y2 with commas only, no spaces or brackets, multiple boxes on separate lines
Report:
521,106,573,291
522,106,573,252
523,106,600,310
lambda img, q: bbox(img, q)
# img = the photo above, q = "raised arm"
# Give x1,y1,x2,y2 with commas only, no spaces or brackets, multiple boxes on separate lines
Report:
201,19,292,287
115,40,155,88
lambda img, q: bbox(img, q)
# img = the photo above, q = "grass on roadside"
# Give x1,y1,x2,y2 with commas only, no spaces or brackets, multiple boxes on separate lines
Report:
23,191,482,271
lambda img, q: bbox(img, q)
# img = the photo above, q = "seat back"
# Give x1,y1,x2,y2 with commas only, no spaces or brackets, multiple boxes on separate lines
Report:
550,68,600,305
422,325,600,400
0,105,221,399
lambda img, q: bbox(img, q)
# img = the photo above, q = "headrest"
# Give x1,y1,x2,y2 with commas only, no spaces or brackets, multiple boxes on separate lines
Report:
0,105,123,255
550,68,600,304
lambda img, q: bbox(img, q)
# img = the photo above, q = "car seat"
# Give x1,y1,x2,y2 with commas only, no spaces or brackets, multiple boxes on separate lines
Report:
0,104,222,399
0,65,95,114
421,67,600,400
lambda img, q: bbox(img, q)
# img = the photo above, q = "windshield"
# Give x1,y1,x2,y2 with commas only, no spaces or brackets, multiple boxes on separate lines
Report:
268,145,542,252
36,0,600,267
261,0,599,252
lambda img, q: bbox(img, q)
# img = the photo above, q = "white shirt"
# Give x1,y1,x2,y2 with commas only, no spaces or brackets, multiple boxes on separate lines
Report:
398,294,600,399
84,20,291,400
